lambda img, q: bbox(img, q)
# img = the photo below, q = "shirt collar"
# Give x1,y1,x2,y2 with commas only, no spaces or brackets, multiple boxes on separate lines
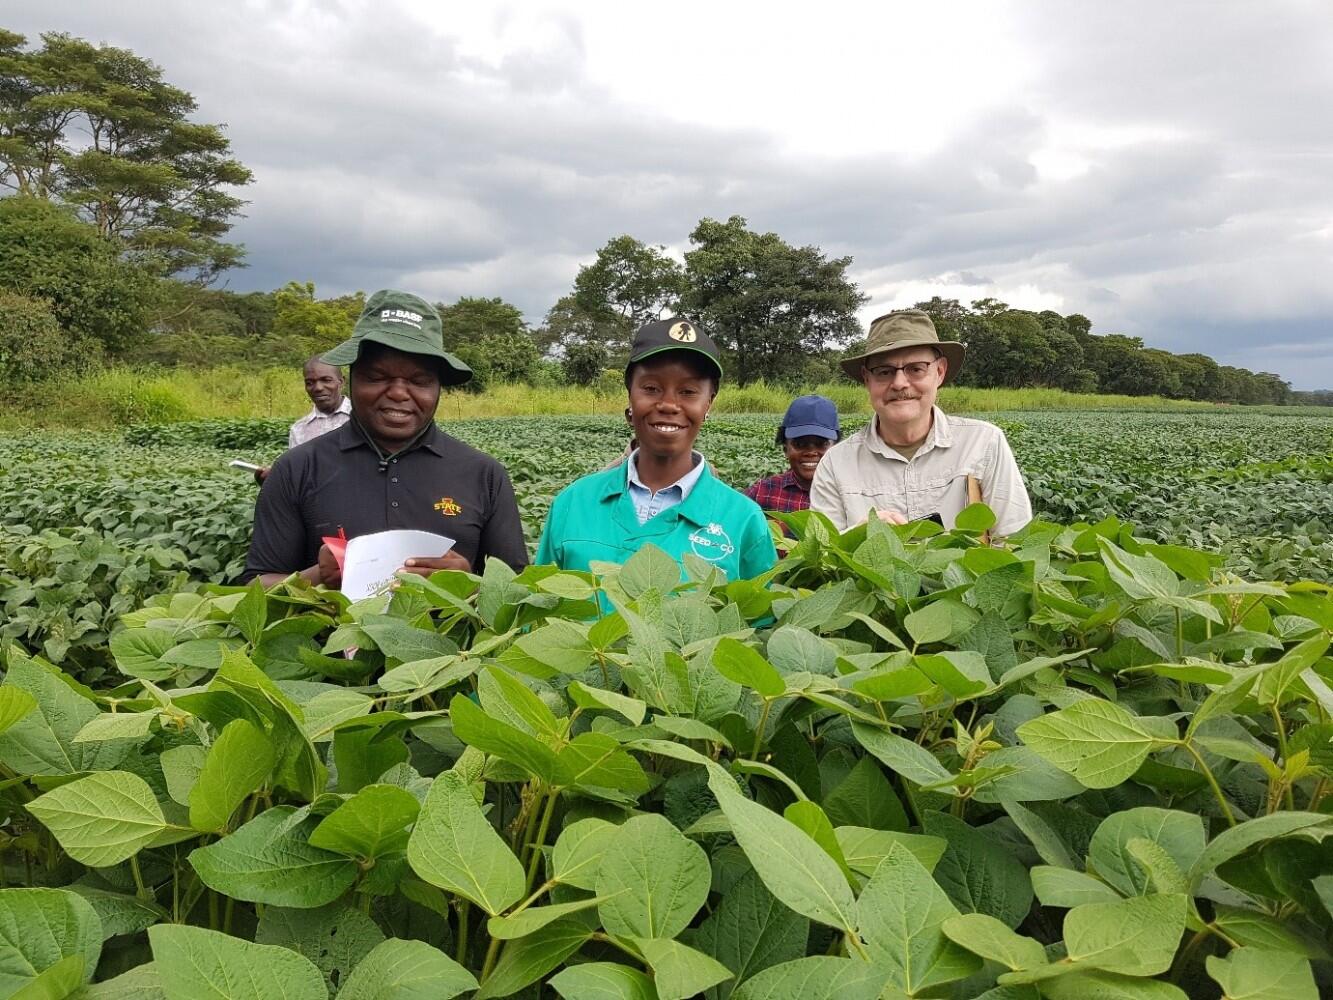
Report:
626,449,706,499
777,469,808,492
336,416,447,457
301,396,352,424
864,406,952,459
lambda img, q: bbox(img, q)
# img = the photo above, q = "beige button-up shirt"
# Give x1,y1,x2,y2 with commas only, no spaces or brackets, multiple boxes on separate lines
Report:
810,407,1032,538
288,396,352,449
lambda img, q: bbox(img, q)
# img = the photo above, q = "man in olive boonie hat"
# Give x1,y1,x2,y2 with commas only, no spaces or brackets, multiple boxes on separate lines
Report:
244,289,528,588
812,309,1032,539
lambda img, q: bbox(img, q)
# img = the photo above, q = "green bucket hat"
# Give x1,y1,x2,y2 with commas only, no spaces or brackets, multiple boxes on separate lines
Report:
839,309,965,384
322,289,472,387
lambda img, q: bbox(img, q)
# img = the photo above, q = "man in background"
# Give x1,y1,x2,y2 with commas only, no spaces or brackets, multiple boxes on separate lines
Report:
811,309,1031,540
254,357,351,483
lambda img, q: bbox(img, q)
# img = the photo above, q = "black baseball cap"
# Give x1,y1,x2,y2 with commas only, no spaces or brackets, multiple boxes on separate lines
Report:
625,317,723,384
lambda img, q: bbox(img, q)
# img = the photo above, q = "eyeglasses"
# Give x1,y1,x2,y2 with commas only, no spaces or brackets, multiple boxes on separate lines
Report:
863,360,939,382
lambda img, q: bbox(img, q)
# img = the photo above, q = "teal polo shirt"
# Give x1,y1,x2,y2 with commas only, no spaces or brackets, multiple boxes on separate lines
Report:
536,461,778,582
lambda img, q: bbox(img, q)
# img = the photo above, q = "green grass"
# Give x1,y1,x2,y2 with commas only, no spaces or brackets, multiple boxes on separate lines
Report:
0,364,1275,431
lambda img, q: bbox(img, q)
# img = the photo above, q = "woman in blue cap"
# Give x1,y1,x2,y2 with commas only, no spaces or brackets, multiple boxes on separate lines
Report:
536,317,776,582
743,394,841,514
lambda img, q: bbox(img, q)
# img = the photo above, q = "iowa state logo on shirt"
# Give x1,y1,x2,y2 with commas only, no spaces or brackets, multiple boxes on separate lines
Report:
434,497,462,516
688,521,734,561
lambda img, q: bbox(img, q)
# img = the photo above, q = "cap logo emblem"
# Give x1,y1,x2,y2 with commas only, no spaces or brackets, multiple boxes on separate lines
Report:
668,321,697,343
381,308,424,328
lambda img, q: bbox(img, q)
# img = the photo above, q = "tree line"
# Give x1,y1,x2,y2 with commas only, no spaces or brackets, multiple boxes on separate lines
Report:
0,29,1321,406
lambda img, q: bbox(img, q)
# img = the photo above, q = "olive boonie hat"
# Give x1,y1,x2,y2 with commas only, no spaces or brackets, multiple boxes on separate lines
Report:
626,317,723,384
322,289,472,387
839,309,965,385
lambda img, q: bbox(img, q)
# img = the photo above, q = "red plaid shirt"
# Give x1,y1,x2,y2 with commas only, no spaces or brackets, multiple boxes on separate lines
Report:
743,470,811,513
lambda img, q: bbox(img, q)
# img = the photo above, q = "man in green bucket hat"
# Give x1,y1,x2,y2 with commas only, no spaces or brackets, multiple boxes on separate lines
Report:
811,308,1031,539
244,289,528,587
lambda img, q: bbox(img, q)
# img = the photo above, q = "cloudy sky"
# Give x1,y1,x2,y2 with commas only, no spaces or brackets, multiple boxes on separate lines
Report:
13,1,1333,387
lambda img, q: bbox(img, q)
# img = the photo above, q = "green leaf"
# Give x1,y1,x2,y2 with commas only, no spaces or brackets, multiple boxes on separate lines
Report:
549,962,658,1000
694,869,809,1000
1002,800,1077,869
448,693,560,784
620,544,683,598
1061,893,1187,976
706,767,857,933
556,732,651,793
255,904,384,996
922,812,1034,928
955,502,997,533
10,953,84,1000
71,710,160,744
1030,866,1122,908
487,897,609,940
0,656,128,776
711,638,785,698
333,726,411,793
833,827,947,876
339,938,478,1000
1016,698,1165,788
903,600,959,646
478,666,562,741
108,628,177,680
1088,807,1204,897
338,938,479,1000
568,681,648,726
821,756,908,832
233,579,269,646
149,923,327,1000
595,813,710,939
1254,636,1330,707
850,722,955,788
406,771,524,916
855,842,981,994
782,801,851,878
81,963,165,1000
308,784,420,860
631,937,732,1000
0,889,102,999
729,957,882,1000
1205,947,1318,1000
1187,812,1333,890
552,817,619,890
473,917,593,1000
941,913,1046,971
0,687,36,736
189,806,358,907
189,719,276,833
67,886,165,940
27,770,172,867
1033,971,1188,1000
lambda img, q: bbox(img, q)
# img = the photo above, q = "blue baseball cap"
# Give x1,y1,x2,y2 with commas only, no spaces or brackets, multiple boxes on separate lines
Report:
778,394,840,444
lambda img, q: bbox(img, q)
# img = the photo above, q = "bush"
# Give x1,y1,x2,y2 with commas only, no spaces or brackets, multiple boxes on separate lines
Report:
563,341,609,386
0,291,100,387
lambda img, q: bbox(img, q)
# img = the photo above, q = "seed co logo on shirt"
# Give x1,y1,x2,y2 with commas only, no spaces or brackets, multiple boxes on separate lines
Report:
381,308,424,328
668,321,697,343
689,521,734,562
434,497,462,516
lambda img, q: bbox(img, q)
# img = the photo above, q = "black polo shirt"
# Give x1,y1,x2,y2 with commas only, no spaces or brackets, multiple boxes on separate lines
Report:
244,420,528,580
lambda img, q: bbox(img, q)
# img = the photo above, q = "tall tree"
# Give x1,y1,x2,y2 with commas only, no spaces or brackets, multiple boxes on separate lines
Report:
684,215,865,385
536,294,633,364
573,235,686,327
0,30,252,283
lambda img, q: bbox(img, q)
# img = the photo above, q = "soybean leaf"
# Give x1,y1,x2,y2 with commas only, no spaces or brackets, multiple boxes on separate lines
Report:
1017,699,1166,788
706,768,857,934
1060,893,1188,976
189,719,276,833
308,784,420,860
621,544,683,598
552,817,619,890
478,666,562,741
149,923,327,1000
556,732,651,794
833,827,947,876
488,897,609,940
1088,807,1205,898
694,869,809,1000
82,963,165,999
850,722,955,789
941,913,1046,971
711,638,785,698
549,962,658,1000
595,813,710,940
0,889,102,998
0,685,35,735
339,938,478,1000
630,937,732,1000
0,656,130,776
406,771,524,916
1030,867,1123,908
448,693,560,785
27,770,173,867
255,904,384,996
922,812,1034,929
473,917,594,1000
822,756,908,832
856,842,981,993
67,886,166,940
1033,971,1188,1000
1188,812,1333,890
1205,946,1317,1000
568,682,648,726
189,806,358,907
729,957,883,1000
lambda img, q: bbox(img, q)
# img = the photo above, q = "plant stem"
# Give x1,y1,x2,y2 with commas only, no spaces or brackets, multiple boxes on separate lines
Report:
751,699,773,759
509,880,555,919
208,889,220,930
1182,741,1237,827
480,935,503,982
1269,704,1297,811
129,853,151,902
845,931,870,962
1174,608,1183,660
524,790,559,892
455,901,470,967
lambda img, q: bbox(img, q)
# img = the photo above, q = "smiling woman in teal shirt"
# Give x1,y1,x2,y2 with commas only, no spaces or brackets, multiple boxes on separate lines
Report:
535,317,776,582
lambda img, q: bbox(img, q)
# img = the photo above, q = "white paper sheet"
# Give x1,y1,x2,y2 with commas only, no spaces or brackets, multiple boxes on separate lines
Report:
340,529,455,601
